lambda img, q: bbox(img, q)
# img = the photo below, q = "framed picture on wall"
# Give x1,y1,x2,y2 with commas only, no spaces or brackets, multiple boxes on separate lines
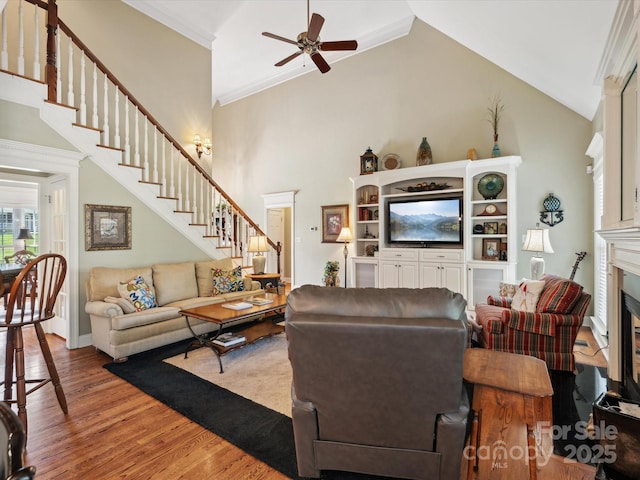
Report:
321,204,349,243
85,204,132,251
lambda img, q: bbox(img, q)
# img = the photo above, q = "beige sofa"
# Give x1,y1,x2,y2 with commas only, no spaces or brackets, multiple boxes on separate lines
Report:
85,258,263,362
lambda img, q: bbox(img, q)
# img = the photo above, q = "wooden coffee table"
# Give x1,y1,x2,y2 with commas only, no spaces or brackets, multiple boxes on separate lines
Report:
179,293,287,373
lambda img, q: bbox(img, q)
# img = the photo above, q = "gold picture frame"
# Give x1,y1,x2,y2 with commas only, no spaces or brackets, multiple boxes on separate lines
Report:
85,204,132,251
321,204,349,243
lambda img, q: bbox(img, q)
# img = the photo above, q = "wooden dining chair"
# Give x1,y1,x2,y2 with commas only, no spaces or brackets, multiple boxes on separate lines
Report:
1,254,68,441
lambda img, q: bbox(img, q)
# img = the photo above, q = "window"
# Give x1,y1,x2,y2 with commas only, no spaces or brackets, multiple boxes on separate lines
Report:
0,180,39,263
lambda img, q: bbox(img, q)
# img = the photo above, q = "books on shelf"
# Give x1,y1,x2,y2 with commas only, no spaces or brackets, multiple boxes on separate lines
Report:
222,301,253,310
212,332,246,347
248,296,274,305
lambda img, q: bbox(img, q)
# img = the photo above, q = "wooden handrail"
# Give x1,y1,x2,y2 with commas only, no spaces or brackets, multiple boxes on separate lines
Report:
24,0,281,266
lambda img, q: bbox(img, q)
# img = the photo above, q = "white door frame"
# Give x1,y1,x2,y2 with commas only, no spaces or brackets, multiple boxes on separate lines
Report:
263,191,297,287
0,139,83,349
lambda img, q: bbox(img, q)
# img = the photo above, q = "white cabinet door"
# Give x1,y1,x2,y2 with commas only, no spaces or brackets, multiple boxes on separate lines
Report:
420,262,440,288
441,263,465,295
398,261,419,288
380,260,400,288
467,264,507,309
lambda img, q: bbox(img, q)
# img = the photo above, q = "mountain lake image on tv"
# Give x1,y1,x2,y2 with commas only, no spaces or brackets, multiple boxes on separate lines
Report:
387,197,462,245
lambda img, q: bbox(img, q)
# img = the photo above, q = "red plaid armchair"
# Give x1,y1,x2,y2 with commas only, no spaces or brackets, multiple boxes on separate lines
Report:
474,274,591,372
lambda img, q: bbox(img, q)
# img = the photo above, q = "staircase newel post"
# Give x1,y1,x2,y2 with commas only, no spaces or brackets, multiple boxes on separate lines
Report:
276,241,282,274
46,0,58,102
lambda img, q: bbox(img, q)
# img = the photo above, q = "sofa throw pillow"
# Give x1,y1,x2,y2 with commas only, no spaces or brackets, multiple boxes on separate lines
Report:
498,282,518,298
104,295,136,314
117,275,157,312
211,266,245,296
536,274,583,314
510,279,545,312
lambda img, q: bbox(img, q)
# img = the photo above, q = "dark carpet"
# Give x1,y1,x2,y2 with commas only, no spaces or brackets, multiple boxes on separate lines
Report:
104,340,393,480
104,341,607,479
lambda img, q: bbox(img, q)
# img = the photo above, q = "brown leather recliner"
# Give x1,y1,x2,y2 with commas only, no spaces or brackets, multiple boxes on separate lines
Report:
285,285,469,480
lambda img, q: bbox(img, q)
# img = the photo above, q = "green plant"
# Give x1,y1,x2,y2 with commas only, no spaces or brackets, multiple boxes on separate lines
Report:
323,261,340,276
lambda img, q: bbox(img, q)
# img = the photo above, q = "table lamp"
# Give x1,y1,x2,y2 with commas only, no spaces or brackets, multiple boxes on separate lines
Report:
336,227,353,288
522,227,554,280
248,235,268,274
17,228,32,250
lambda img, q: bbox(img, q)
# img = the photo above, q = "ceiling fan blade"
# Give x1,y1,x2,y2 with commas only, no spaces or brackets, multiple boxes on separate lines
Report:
311,52,331,74
307,13,325,43
275,50,303,67
319,40,358,51
262,31,299,46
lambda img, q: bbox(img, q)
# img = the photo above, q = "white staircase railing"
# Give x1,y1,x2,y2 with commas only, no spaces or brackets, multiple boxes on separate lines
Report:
0,0,281,270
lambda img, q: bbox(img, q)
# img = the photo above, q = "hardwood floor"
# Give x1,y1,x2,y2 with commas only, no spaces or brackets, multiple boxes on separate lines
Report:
5,326,599,479
8,328,288,479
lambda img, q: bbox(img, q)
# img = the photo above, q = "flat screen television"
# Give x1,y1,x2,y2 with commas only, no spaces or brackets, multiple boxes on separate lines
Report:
387,196,462,246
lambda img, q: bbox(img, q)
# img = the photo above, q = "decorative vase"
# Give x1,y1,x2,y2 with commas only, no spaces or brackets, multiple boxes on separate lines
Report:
491,134,501,157
416,137,433,166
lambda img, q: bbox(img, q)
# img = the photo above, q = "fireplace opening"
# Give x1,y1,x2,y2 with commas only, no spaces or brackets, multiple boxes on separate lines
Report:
620,289,640,402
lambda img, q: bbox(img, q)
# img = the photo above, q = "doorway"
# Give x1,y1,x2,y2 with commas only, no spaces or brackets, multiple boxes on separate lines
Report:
0,140,82,348
263,191,296,286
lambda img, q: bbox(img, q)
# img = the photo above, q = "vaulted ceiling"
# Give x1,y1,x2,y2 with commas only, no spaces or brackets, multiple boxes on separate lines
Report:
124,0,618,120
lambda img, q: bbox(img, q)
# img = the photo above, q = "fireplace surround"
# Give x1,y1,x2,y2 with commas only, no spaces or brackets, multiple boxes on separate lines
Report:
599,231,640,402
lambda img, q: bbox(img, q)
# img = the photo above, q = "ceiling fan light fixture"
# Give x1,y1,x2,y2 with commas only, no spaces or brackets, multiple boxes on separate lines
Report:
262,6,357,74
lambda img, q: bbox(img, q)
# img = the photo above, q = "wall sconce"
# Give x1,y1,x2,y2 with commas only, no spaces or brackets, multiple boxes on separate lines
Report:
193,134,212,159
539,193,564,227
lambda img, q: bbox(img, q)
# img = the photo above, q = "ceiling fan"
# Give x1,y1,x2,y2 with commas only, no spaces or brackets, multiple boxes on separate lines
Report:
262,0,358,74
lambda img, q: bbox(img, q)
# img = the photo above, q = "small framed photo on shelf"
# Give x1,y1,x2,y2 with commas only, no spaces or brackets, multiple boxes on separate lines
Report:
482,239,500,260
321,204,349,243
500,242,508,261
483,221,498,235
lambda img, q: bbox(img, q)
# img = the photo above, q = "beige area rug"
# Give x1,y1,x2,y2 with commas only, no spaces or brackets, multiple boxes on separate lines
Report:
164,334,292,416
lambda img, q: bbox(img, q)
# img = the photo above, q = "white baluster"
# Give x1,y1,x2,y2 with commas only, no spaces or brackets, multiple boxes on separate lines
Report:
32,6,39,80
92,63,98,128
200,176,205,225
17,0,24,75
67,37,74,106
133,106,140,167
102,75,109,145
1,10,8,70
79,51,86,124
161,139,167,196
192,169,198,220
184,162,190,211
124,99,130,164
114,90,120,149
153,129,158,183
169,147,176,198
55,28,61,103
143,119,149,182
177,154,183,210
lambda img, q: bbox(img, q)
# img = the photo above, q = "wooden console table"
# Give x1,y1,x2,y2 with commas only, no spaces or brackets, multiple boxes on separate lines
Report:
464,348,554,480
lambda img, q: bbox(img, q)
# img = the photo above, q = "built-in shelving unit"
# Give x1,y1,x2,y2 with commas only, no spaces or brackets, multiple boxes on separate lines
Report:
350,156,521,307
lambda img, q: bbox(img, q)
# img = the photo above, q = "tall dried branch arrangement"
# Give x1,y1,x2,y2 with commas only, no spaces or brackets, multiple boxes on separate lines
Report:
487,94,504,142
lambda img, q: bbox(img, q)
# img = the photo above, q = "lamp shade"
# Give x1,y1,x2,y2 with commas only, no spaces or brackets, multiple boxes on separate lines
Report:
247,235,268,253
522,228,554,254
336,227,354,243
17,229,32,240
